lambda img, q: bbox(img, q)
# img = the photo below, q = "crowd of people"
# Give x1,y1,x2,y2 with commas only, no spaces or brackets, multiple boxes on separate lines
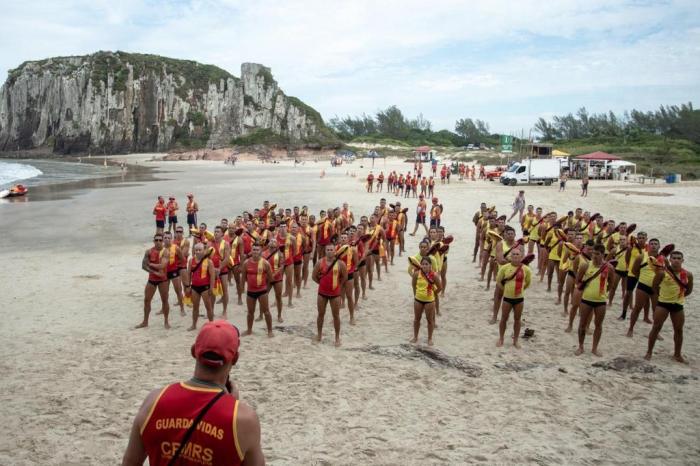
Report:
142,194,454,348
473,201,693,361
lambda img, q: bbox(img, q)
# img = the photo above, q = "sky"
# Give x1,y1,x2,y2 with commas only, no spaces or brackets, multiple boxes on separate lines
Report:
1,0,699,134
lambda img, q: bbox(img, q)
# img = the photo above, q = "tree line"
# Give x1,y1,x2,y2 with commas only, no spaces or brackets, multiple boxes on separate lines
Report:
534,103,699,143
328,106,494,146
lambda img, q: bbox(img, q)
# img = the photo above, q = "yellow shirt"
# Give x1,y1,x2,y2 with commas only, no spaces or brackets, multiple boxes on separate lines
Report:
639,254,659,287
521,213,536,231
628,247,646,279
414,271,437,302
496,263,531,299
658,269,687,305
581,263,609,303
546,230,561,260
614,246,628,272
528,218,542,241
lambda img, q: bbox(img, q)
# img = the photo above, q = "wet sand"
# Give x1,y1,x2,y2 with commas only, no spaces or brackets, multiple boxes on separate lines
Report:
0,158,698,464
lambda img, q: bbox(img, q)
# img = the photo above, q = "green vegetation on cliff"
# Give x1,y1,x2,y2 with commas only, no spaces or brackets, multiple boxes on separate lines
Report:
8,51,236,98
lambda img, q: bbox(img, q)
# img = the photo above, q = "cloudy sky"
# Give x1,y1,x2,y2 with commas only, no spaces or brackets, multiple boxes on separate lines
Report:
1,0,699,134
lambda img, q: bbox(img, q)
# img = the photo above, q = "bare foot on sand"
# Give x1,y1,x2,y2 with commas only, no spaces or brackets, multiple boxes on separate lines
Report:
350,318,356,326
592,349,603,357
156,310,164,315
564,326,572,333
574,347,584,356
673,355,687,364
643,318,653,324
312,336,321,344
513,341,521,349
243,330,253,336
489,317,497,325
427,339,434,346
267,331,274,338
644,353,652,361
626,330,633,338
134,322,148,329
496,339,504,347
334,339,342,347
410,337,417,343
187,325,196,331
164,322,171,329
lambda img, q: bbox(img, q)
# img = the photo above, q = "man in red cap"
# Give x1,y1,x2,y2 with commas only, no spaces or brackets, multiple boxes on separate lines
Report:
122,320,264,465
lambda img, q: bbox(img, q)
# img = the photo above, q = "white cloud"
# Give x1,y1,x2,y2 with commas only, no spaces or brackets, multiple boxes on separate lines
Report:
0,0,698,132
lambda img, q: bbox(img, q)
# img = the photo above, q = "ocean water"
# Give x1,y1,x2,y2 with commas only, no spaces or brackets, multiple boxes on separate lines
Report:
0,159,120,189
0,161,43,186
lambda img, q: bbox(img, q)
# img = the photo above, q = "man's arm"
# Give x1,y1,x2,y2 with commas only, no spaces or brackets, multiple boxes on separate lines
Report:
141,251,150,272
311,262,321,284
121,389,162,466
237,402,265,466
630,256,642,278
686,271,694,297
209,260,216,289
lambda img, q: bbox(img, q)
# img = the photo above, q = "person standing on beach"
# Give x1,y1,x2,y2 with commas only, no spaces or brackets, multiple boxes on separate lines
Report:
366,172,374,193
136,234,170,329
153,196,167,234
121,320,265,466
581,173,589,197
495,248,531,348
507,190,525,223
166,196,179,233
163,232,185,316
645,251,693,363
186,193,199,233
242,243,274,337
313,243,348,347
185,242,216,330
410,256,441,346
575,244,612,356
559,173,568,191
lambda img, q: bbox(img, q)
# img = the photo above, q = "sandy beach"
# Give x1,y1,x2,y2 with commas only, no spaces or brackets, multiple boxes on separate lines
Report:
0,157,699,465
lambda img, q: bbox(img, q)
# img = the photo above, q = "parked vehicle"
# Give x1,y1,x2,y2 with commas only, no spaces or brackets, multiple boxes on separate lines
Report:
500,159,561,186
485,166,506,180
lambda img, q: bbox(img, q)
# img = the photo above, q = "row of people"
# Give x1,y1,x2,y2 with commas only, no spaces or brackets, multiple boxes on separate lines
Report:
140,199,428,347
472,203,693,361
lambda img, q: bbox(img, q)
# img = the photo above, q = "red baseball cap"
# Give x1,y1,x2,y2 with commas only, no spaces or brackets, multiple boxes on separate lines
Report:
191,320,240,367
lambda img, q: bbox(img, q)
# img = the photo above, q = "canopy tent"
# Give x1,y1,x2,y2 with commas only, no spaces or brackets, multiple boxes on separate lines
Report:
570,152,628,179
413,146,436,162
552,149,570,157
575,151,621,161
609,160,636,168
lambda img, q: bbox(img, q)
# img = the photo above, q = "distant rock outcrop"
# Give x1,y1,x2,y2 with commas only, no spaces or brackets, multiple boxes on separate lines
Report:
0,51,336,154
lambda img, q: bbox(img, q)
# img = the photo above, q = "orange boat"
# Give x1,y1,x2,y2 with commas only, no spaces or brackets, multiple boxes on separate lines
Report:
3,184,29,198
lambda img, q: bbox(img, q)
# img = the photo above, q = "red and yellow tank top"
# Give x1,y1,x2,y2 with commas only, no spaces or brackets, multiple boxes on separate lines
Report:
337,245,355,274
318,219,333,246
264,250,284,282
230,236,241,266
190,257,211,287
318,258,342,296
246,258,268,293
140,382,242,466
292,233,304,261
149,248,166,282
166,244,179,273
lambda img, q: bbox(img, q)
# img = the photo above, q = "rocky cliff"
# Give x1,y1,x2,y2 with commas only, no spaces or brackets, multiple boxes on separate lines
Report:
0,51,336,154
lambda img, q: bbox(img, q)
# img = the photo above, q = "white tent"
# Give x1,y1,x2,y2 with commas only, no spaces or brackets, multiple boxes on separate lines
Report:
609,160,636,179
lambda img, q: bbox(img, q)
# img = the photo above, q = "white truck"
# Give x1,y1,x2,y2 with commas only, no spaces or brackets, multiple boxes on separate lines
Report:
500,159,561,186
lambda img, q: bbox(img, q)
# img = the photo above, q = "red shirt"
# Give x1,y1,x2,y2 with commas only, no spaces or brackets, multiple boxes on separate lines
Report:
318,257,342,297
246,258,268,293
190,257,212,287
264,250,284,282
140,382,242,466
154,203,167,221
148,248,166,282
